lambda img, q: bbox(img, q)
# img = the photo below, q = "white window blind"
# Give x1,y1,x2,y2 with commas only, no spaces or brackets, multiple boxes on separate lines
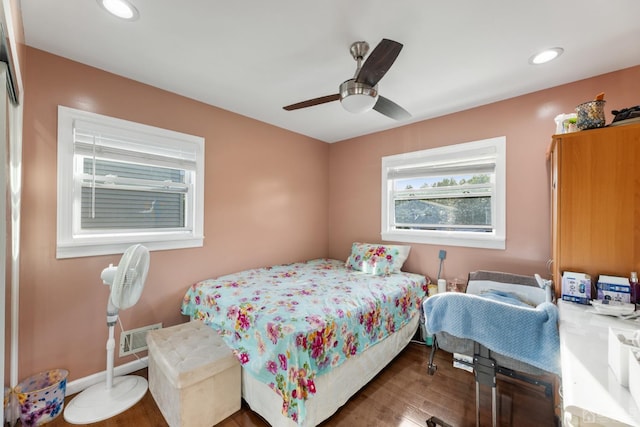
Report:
57,106,204,258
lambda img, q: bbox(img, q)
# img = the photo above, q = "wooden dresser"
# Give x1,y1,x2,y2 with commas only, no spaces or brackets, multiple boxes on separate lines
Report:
549,122,640,298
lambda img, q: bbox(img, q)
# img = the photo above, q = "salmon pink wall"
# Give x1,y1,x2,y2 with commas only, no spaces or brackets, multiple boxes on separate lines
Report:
20,47,329,381
328,66,640,285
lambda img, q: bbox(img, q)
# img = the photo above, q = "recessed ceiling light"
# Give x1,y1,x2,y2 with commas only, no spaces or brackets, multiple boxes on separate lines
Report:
97,0,139,21
529,48,564,65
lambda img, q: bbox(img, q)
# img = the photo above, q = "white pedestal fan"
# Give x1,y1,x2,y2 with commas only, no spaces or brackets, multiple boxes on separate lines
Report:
64,244,150,424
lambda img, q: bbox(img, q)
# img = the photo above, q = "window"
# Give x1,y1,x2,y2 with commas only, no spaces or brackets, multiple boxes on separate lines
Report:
381,136,505,249
57,106,204,258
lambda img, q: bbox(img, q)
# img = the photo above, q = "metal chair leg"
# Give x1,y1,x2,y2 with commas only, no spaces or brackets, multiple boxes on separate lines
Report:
476,381,481,427
491,385,498,427
474,343,498,427
427,336,439,375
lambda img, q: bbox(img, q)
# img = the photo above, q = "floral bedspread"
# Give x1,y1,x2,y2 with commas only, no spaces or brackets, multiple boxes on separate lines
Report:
181,258,427,424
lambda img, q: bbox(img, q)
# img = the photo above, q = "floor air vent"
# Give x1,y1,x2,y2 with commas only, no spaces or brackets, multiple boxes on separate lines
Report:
119,323,162,356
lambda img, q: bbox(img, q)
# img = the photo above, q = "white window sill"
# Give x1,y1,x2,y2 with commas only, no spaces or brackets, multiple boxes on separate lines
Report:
381,230,505,250
56,235,204,259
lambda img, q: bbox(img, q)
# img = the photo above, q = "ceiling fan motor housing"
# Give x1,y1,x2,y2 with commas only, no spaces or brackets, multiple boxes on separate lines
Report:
339,79,378,113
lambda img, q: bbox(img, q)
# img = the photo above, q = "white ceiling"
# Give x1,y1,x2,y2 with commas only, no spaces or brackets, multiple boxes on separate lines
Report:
20,0,640,143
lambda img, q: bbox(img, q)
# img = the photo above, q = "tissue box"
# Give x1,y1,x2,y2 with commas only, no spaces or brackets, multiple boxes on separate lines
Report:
598,275,632,303
629,349,640,409
608,327,640,386
562,271,591,304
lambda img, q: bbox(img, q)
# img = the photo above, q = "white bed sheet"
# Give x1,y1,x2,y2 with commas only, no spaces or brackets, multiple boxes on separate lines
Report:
242,314,419,427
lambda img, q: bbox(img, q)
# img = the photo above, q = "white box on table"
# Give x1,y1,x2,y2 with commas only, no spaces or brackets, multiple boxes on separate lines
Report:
629,348,640,409
562,271,591,304
598,275,633,303
608,327,640,387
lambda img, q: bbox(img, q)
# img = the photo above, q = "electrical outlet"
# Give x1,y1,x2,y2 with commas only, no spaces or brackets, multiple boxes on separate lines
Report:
438,249,447,260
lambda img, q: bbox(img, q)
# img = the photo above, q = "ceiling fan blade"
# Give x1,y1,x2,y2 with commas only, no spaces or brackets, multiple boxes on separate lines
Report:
373,96,411,121
283,94,340,111
355,39,403,87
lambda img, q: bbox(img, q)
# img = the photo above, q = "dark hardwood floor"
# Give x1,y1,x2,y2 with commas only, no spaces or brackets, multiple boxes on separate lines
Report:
43,342,557,426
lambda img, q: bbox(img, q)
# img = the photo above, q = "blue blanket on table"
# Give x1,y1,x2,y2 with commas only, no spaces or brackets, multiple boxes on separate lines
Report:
423,291,560,375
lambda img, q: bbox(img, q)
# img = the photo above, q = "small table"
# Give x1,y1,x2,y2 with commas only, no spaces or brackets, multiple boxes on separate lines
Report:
559,300,640,426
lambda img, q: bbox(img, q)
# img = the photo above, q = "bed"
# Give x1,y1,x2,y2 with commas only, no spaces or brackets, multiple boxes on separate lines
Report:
423,270,560,427
181,246,427,426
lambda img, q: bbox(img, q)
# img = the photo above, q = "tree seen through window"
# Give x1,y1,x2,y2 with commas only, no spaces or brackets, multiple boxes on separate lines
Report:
395,174,491,230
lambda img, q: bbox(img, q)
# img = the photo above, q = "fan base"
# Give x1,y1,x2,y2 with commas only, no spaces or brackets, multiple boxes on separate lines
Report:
350,41,369,60
63,375,148,424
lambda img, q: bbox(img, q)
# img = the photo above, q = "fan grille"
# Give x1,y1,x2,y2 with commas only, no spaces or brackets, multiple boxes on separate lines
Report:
111,244,150,310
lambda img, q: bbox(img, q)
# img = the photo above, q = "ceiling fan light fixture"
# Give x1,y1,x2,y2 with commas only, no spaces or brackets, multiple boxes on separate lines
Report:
339,80,378,114
529,47,563,65
98,0,139,21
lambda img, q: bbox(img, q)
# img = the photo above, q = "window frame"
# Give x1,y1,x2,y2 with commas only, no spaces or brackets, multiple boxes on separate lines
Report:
381,136,506,250
57,106,205,259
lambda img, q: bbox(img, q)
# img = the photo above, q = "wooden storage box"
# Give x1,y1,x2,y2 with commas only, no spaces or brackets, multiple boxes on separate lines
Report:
147,321,240,427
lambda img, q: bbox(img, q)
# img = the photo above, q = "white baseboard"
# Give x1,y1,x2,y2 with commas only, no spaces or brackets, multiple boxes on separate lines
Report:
65,357,148,396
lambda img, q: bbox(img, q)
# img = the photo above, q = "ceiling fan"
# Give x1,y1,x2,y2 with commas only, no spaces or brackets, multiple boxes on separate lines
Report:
283,38,411,121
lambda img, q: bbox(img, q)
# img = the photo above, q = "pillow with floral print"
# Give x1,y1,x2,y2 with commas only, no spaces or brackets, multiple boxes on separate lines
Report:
345,242,411,275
